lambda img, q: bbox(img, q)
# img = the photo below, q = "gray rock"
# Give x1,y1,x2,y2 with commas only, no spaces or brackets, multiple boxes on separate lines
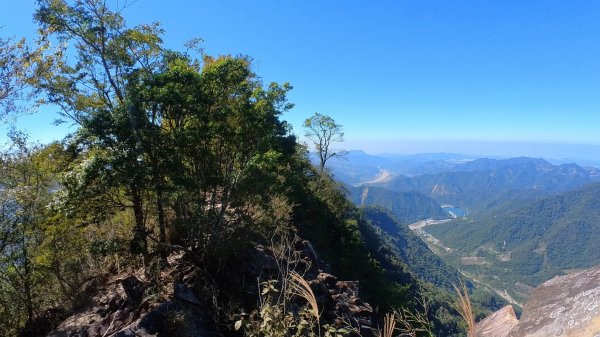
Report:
317,272,338,287
121,276,146,304
507,264,600,337
478,264,600,337
474,305,518,337
174,283,202,306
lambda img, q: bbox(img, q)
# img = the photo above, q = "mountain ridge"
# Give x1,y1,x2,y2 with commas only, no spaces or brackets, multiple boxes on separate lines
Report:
346,185,449,223
372,157,600,210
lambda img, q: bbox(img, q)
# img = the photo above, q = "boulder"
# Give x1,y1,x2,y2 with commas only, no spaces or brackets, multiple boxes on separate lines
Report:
317,272,338,288
508,264,600,337
174,283,202,306
121,276,146,304
478,264,600,337
474,305,518,337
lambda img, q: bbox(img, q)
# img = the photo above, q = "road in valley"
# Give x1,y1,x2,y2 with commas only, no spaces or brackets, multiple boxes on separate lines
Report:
408,218,452,230
408,218,453,252
408,218,523,308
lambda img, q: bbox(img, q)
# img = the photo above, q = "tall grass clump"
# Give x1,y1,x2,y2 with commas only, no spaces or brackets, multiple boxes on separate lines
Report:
451,283,475,337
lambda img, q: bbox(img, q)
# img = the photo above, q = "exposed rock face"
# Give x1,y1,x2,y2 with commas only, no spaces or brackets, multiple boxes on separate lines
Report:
508,264,600,337
474,305,518,337
477,264,600,337
47,276,213,337
46,254,214,337
121,275,145,304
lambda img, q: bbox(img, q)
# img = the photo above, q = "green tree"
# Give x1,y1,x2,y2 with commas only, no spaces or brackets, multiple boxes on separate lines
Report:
32,0,164,262
0,132,55,333
0,34,40,119
303,112,345,174
123,52,202,254
141,54,296,260
33,0,163,123
0,133,44,324
0,134,89,336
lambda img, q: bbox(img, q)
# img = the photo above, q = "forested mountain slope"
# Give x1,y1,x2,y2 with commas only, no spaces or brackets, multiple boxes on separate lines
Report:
428,182,600,286
361,207,462,289
346,185,449,223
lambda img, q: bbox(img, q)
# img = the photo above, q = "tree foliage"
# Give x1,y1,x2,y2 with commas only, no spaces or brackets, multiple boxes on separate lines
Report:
0,34,39,119
0,133,87,336
303,112,345,174
0,1,301,333
33,0,164,123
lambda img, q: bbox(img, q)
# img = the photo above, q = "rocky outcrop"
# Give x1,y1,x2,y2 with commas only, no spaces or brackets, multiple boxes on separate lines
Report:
474,305,518,337
47,275,213,337
309,272,373,327
476,264,600,337
43,240,377,337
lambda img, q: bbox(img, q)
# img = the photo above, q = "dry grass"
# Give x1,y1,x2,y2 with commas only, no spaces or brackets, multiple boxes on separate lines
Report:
380,312,397,337
452,283,475,337
289,270,320,322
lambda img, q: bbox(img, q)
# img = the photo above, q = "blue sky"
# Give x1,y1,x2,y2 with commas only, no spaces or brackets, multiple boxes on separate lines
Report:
2,0,600,160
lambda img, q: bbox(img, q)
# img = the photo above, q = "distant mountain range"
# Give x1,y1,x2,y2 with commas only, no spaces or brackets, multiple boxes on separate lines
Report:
325,151,600,302
320,152,600,211
321,151,476,185
373,157,600,210
323,151,600,186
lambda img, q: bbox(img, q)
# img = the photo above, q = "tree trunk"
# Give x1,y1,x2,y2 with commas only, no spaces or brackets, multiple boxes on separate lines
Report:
155,184,167,260
131,188,148,257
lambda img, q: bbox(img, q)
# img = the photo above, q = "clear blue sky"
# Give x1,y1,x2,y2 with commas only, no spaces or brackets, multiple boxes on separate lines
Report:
2,0,600,159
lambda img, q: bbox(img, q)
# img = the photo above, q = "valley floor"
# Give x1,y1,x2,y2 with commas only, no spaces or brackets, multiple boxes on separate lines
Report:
407,218,524,309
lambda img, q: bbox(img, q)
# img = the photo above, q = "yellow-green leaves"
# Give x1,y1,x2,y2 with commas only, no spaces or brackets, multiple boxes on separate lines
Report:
303,113,345,174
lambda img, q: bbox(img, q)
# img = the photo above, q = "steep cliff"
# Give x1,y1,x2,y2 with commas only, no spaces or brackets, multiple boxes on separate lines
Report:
476,264,600,337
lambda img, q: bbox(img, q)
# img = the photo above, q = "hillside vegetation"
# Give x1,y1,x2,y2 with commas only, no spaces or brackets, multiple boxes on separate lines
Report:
361,207,462,289
428,182,600,288
347,186,449,224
